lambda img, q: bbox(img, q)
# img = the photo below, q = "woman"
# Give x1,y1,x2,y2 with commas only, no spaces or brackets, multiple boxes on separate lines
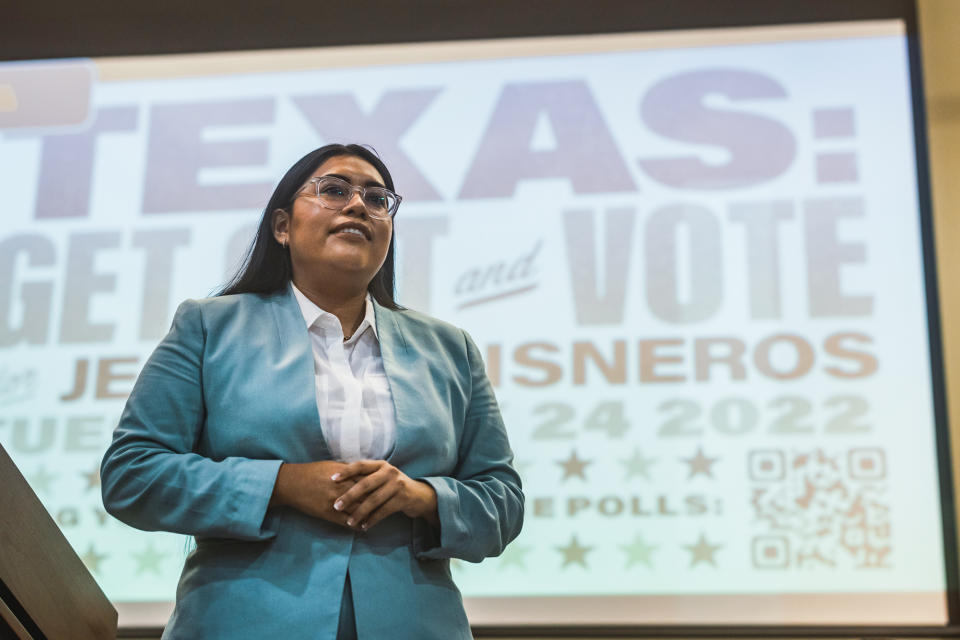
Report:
100,143,524,639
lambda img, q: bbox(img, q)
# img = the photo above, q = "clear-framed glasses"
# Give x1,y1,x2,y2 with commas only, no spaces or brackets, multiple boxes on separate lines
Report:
298,176,402,220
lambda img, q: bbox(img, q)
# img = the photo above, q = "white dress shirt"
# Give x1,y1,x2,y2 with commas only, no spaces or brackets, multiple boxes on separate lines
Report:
291,283,397,462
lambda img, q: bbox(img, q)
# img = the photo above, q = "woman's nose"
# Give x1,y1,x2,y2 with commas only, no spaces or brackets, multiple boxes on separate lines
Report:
342,190,367,216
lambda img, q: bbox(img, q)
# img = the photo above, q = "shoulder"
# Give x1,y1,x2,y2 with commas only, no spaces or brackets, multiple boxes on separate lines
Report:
173,291,285,330
378,305,475,356
188,291,281,312
387,305,462,336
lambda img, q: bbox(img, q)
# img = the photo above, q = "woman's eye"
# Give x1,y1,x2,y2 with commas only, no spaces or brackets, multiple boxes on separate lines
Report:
320,185,347,197
365,191,388,206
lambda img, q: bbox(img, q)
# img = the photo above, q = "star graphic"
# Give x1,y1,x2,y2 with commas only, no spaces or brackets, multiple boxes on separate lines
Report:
557,450,591,481
80,544,108,574
81,463,101,493
499,543,533,570
685,533,722,567
556,535,592,569
27,465,57,495
132,543,166,576
620,448,656,481
682,446,719,479
621,534,657,569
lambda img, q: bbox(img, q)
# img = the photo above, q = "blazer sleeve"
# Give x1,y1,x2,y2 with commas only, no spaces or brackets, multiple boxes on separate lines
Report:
413,330,524,562
100,299,283,541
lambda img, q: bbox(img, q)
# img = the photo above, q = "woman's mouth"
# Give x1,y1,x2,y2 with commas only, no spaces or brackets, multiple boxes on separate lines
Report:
330,222,371,240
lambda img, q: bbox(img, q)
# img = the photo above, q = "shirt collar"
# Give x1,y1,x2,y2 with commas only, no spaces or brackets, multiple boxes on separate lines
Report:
289,281,379,342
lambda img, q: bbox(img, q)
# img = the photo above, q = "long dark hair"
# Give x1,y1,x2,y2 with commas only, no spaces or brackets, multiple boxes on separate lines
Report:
217,143,402,309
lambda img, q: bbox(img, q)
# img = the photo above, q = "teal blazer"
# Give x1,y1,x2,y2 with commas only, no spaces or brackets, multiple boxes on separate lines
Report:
100,286,524,639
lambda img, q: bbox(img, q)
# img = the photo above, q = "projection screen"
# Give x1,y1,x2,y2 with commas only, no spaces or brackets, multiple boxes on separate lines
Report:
0,15,955,630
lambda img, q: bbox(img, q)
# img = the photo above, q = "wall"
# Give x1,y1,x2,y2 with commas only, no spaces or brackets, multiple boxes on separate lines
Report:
922,0,960,538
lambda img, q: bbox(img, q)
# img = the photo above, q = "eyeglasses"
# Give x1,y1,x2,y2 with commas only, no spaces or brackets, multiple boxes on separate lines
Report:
297,176,402,220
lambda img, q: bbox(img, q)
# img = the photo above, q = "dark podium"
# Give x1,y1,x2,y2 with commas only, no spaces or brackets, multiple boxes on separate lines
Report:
0,443,117,639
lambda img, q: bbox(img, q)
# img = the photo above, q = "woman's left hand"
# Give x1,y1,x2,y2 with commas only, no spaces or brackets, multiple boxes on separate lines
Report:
332,460,439,531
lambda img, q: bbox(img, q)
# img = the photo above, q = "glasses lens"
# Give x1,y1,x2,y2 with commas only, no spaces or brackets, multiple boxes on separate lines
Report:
315,177,350,207
363,187,395,216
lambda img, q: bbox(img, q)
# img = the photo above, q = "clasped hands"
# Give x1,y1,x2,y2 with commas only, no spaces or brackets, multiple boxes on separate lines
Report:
271,460,439,532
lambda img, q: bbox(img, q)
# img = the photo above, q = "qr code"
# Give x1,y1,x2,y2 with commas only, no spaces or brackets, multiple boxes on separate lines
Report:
749,448,890,569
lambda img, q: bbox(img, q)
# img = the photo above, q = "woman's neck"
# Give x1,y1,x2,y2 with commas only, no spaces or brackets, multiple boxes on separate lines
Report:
292,278,367,339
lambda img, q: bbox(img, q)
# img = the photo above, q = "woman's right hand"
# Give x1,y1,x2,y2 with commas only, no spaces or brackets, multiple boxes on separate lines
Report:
270,461,358,528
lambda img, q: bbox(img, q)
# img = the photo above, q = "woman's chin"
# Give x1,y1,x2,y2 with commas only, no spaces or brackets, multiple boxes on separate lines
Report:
301,256,380,283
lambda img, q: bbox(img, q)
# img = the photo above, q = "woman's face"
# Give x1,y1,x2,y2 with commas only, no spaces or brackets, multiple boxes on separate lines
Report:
274,155,393,289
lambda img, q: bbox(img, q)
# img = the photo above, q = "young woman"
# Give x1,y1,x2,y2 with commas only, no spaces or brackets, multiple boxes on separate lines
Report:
101,143,524,640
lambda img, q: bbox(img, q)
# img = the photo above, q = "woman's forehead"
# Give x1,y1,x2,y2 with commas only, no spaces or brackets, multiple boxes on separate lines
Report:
311,155,385,186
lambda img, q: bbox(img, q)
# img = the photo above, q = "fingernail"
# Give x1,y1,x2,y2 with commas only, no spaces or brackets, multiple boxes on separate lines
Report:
331,473,341,481
347,518,354,526
334,500,343,511
361,523,368,531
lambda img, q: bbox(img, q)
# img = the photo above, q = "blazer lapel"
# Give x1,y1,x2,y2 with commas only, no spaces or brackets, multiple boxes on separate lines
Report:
269,284,333,460
373,302,419,467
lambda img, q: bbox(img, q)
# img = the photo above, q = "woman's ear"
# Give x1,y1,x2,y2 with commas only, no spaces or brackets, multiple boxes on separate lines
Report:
272,208,290,246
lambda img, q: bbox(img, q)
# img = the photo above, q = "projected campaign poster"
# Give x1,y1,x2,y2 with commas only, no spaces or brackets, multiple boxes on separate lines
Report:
0,19,950,626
